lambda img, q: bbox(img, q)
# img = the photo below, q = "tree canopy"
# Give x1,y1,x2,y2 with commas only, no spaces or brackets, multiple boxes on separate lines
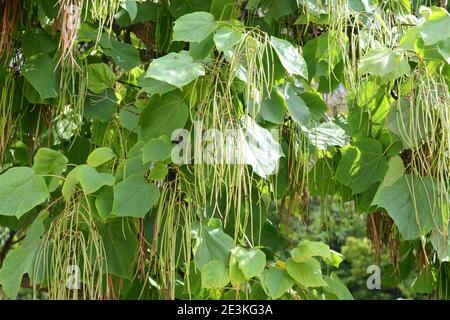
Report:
0,0,449,300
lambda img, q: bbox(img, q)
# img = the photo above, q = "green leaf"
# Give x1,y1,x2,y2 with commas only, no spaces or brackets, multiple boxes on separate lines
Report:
306,121,350,151
115,156,148,182
95,186,114,220
0,167,49,218
234,247,266,279
323,250,344,268
102,38,141,71
358,48,410,83
87,63,117,94
84,88,117,122
119,105,139,131
280,84,312,127
210,0,240,20
32,148,68,192
291,240,331,263
258,90,286,125
62,167,81,201
100,218,138,278
324,273,354,300
377,174,442,240
168,0,212,19
138,92,189,141
419,8,450,46
0,217,45,299
270,36,308,79
371,156,405,207
22,28,57,58
149,162,168,181
173,12,217,43
300,92,328,121
260,268,294,299
145,52,205,89
115,0,158,26
336,138,388,194
22,53,59,99
229,252,246,286
121,0,138,21
142,136,173,163
437,41,450,64
87,147,116,167
213,27,242,52
113,175,160,218
285,257,328,288
201,260,230,289
77,165,115,194
139,77,177,96
412,269,437,293
193,225,235,270
241,116,284,178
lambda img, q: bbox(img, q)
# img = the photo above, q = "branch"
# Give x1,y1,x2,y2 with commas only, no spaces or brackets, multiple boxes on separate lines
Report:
0,230,16,268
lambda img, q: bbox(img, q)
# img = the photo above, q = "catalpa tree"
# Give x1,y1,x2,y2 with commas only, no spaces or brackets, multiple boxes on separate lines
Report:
0,0,449,300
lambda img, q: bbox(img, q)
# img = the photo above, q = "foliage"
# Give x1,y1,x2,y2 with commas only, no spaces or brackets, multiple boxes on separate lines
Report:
0,0,449,300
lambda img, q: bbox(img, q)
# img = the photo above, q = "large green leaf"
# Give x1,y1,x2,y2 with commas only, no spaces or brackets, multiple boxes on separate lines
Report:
241,116,284,178
210,0,240,20
145,51,205,89
270,36,308,79
377,174,442,240
87,63,117,94
229,252,246,286
258,89,286,125
95,186,114,220
234,247,266,279
22,28,57,58
280,84,312,127
201,260,230,289
324,273,354,300
213,27,242,52
168,0,212,19
101,37,141,71
285,257,328,288
193,225,235,270
336,138,388,194
138,92,189,141
173,12,217,43
22,53,59,99
0,217,45,299
32,148,68,192
139,77,177,96
77,165,115,194
84,88,117,122
419,8,450,46
120,0,138,21
290,239,331,263
100,218,138,278
0,167,49,218
305,121,350,150
371,156,405,207
142,136,173,163
189,34,215,60
113,175,160,218
359,48,410,83
87,147,116,167
260,268,294,299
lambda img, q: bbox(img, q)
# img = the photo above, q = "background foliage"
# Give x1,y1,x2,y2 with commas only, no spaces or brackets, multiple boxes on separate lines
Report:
0,0,449,300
